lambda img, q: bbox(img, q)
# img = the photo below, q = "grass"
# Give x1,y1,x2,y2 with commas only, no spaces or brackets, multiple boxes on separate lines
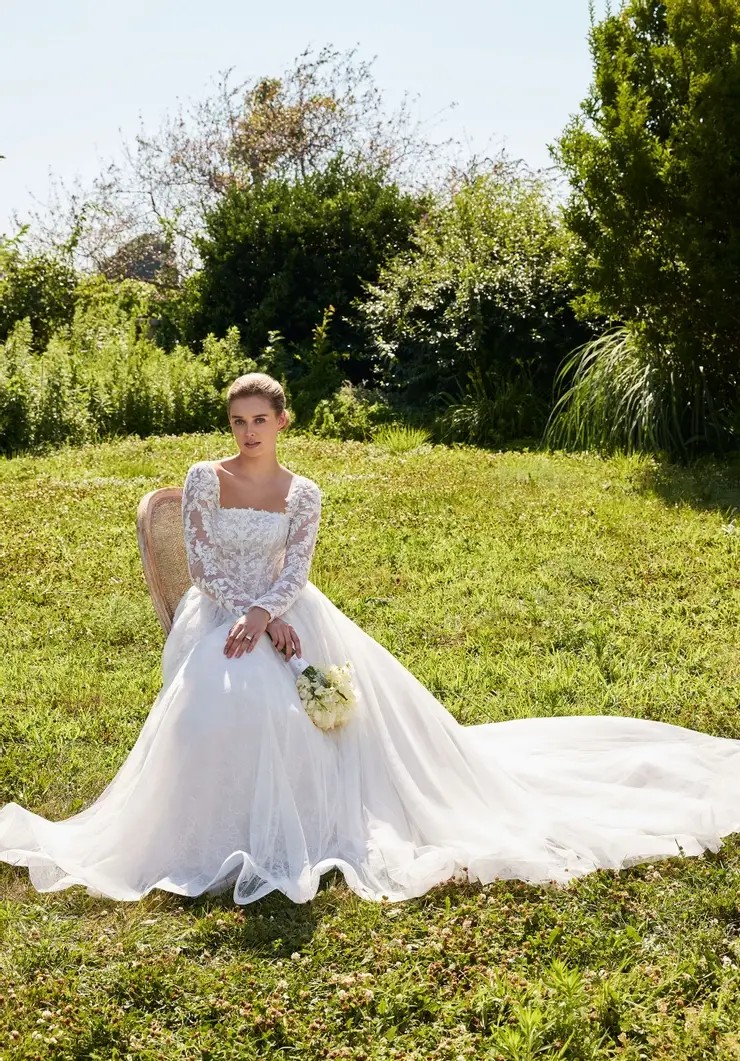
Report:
370,425,432,453
1,430,739,1060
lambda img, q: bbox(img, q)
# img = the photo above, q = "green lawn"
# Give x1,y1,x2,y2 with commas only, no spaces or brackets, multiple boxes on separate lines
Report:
1,431,739,1060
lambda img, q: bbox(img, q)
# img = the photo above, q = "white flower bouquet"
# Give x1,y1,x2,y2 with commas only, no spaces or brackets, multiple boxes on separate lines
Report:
284,654,358,731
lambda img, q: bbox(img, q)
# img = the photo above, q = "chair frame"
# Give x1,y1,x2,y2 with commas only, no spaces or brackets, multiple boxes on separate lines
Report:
136,487,186,636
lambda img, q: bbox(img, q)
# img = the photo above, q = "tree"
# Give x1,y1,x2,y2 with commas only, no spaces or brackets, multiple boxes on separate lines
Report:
184,158,427,371
99,233,178,286
15,45,452,279
550,0,740,455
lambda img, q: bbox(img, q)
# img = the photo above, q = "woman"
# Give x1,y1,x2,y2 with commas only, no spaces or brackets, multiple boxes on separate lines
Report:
1,372,739,905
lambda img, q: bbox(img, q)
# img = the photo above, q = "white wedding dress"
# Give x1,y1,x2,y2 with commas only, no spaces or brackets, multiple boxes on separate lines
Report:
1,459,740,904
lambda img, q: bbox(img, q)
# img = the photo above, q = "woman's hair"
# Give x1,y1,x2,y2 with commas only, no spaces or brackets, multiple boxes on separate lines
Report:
226,372,292,428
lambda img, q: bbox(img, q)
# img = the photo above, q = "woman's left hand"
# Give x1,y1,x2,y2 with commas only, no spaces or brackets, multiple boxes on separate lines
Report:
266,617,302,661
224,606,270,658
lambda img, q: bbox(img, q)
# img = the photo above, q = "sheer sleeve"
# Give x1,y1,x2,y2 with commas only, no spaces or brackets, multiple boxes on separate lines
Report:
181,462,257,616
250,479,322,621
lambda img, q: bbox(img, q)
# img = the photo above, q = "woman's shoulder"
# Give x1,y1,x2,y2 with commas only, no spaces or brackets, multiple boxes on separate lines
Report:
184,459,220,474
290,472,322,504
183,460,217,489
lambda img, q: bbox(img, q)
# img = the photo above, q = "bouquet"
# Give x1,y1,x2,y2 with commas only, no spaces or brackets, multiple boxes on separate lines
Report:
284,654,358,731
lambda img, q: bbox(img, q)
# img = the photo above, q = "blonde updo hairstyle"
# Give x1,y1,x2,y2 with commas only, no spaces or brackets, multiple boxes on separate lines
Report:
226,372,292,430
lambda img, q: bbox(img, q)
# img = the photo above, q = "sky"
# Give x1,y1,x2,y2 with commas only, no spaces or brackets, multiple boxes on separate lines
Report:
0,0,601,235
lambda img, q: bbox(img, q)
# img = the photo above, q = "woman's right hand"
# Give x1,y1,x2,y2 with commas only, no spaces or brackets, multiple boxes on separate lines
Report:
266,617,302,661
224,607,270,658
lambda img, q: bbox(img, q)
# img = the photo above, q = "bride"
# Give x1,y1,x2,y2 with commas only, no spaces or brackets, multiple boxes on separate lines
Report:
1,371,739,905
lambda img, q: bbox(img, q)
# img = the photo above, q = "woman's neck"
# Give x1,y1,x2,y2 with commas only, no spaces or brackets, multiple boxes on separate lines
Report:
230,453,282,483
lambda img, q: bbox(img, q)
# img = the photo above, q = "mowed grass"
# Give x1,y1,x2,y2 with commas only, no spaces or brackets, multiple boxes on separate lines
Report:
1,431,739,1060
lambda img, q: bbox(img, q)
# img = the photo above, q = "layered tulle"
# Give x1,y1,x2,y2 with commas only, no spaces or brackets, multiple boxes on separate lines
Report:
2,580,740,904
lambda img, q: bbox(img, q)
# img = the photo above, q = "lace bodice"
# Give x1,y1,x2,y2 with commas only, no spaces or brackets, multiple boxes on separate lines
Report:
181,461,322,622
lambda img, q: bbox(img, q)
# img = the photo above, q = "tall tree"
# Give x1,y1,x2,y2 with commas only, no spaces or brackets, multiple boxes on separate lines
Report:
550,0,740,455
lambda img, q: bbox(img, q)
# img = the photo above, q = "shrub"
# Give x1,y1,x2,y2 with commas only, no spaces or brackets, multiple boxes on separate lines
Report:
0,248,77,351
73,274,159,321
360,162,587,439
277,307,348,428
437,364,549,447
0,319,37,453
0,305,256,456
185,156,427,375
308,381,395,441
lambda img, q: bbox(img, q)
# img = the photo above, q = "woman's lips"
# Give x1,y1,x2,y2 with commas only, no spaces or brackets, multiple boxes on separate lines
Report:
244,441,260,448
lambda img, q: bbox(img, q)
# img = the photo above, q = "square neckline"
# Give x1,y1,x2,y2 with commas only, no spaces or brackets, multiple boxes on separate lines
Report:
207,461,297,517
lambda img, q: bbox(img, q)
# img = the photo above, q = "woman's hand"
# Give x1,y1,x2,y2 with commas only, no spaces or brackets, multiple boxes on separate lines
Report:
266,616,302,661
223,606,270,658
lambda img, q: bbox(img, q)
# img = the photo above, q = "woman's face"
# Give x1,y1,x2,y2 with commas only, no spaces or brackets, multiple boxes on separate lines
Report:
228,396,286,456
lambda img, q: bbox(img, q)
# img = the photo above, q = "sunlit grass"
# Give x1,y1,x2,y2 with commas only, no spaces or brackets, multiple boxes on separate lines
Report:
1,431,739,1059
371,423,432,453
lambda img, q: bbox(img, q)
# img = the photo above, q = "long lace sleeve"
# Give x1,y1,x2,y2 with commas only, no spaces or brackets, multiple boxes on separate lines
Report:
181,462,257,616
250,479,322,621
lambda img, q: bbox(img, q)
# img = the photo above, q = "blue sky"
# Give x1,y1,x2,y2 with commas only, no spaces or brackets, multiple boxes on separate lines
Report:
0,0,600,234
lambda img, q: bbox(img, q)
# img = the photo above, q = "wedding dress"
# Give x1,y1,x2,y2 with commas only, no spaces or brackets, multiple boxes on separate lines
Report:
1,458,740,905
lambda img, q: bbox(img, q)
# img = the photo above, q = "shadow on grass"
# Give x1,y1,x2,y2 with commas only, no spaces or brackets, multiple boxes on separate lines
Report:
532,433,740,517
179,866,347,956
633,453,740,516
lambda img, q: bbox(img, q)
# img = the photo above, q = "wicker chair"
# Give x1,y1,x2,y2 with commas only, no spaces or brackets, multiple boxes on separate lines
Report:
136,487,192,635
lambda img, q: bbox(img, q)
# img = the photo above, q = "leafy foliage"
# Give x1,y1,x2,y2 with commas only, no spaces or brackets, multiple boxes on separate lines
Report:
0,303,255,456
361,162,587,434
0,247,77,351
186,158,427,367
551,0,740,456
438,364,550,448
309,381,395,440
267,307,349,429
73,274,161,324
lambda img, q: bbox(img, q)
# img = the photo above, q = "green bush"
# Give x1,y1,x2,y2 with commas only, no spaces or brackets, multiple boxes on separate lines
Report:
73,274,159,320
275,307,348,428
0,248,77,351
0,302,257,456
437,364,549,448
0,320,39,453
308,381,395,441
361,164,587,437
184,156,427,376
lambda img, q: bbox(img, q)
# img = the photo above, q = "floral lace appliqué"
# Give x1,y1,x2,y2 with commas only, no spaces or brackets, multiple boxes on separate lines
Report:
181,461,322,622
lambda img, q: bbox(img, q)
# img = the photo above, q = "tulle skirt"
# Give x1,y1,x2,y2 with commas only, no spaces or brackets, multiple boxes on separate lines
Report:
2,581,740,904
